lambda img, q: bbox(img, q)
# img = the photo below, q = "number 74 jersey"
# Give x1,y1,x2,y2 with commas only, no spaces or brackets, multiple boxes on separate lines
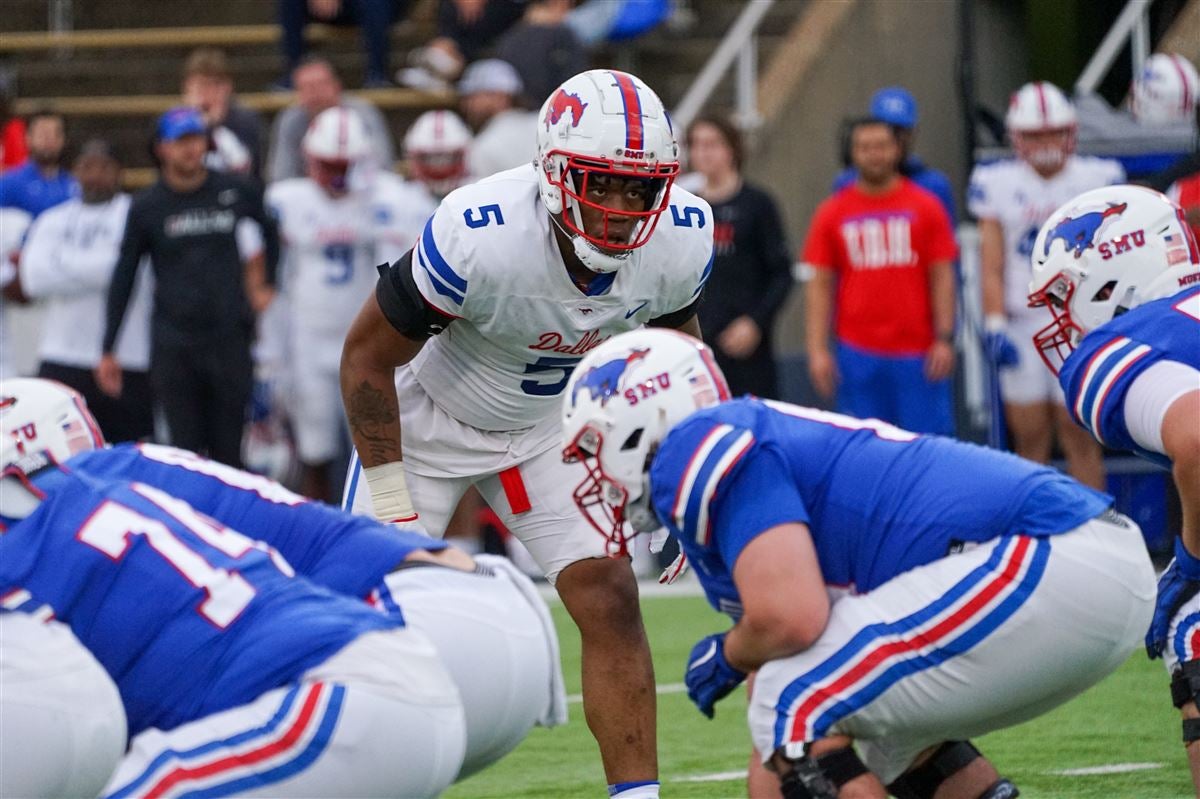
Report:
1058,285,1200,468
404,164,713,432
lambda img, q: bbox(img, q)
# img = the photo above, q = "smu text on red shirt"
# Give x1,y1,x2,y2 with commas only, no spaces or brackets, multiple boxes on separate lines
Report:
803,178,957,355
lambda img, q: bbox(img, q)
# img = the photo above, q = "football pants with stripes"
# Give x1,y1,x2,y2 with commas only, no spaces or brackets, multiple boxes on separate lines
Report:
1,613,127,799
1165,588,1200,743
374,554,568,779
749,513,1154,785
101,628,466,799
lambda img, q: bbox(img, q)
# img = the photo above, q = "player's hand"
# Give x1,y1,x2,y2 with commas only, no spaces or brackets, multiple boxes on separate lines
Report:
984,330,1020,369
658,551,688,584
807,348,838,400
924,340,956,381
718,316,762,360
685,632,746,718
1147,538,1200,659
95,354,123,398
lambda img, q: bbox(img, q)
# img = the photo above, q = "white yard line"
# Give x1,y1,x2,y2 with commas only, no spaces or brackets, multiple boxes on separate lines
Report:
1046,762,1165,776
567,681,686,704
674,770,745,783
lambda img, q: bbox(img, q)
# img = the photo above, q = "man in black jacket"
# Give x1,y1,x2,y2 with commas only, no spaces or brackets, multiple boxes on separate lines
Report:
98,107,279,467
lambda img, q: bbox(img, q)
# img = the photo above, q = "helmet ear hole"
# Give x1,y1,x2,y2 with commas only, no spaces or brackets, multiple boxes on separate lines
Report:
1090,280,1117,302
620,428,644,451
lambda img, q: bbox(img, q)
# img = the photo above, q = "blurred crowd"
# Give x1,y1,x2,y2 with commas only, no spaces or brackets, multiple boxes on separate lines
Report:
0,1,1196,564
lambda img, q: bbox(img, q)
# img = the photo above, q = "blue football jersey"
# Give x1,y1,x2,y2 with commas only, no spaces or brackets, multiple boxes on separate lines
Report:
69,444,446,599
648,398,1111,619
1059,286,1200,469
0,459,401,736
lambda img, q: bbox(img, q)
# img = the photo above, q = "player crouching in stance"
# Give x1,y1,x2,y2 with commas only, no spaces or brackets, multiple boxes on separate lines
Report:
1026,185,1200,790
0,378,466,798
2,379,566,790
561,330,1155,799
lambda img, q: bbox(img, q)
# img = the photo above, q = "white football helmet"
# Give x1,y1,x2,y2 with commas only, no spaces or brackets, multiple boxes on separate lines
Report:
1,378,105,517
403,109,472,199
1006,81,1077,173
1131,53,1199,125
303,106,372,194
1027,184,1200,373
561,329,730,554
536,69,680,273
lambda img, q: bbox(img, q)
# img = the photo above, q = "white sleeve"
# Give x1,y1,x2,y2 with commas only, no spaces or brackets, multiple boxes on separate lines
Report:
20,211,110,298
966,165,998,220
410,201,472,318
1122,360,1200,455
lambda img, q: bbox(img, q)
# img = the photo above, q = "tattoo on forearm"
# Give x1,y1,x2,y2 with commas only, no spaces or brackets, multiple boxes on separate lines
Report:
346,380,401,464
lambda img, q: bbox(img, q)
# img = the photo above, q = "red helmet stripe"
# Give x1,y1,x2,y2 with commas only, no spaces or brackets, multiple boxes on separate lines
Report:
1035,82,1049,126
610,71,644,151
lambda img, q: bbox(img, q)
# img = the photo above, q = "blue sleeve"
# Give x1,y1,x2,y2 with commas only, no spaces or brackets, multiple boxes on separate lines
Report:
71,446,446,597
712,445,810,570
650,419,808,569
0,174,15,208
1060,333,1167,467
830,168,855,193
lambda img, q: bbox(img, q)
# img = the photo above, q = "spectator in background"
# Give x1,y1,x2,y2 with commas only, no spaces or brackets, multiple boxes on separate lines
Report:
685,113,792,398
398,0,526,91
268,107,433,501
565,0,670,47
969,82,1121,489
0,207,30,379
832,87,956,224
18,140,154,443
98,108,280,468
404,108,474,199
276,0,408,88
268,56,395,181
803,118,957,434
495,0,586,108
0,110,77,219
182,48,265,180
0,72,26,173
277,0,410,89
458,59,537,178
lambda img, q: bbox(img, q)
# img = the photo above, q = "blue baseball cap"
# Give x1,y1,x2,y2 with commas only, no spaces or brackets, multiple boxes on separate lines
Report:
157,106,206,141
870,87,918,128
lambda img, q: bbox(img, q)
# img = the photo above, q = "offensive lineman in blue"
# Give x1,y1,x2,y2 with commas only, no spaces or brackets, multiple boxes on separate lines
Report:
1027,184,1200,790
562,329,1154,799
0,378,565,796
0,378,465,798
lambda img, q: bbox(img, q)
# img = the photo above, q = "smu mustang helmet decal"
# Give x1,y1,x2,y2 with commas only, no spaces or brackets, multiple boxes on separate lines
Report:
570,349,649,407
1043,203,1127,259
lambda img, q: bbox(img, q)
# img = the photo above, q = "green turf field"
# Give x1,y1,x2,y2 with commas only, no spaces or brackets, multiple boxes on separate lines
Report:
445,593,1190,799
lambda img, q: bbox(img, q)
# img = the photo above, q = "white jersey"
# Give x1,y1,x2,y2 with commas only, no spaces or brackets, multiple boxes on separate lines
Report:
968,155,1125,318
20,195,154,370
0,207,30,379
408,163,713,433
268,172,434,342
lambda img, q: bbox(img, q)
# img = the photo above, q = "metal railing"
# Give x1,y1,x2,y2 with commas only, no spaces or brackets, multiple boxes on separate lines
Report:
1075,0,1153,95
672,0,776,132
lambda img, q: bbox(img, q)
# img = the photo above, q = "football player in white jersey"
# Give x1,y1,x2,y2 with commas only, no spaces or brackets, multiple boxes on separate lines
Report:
404,109,473,201
268,107,434,501
341,69,713,798
968,81,1124,487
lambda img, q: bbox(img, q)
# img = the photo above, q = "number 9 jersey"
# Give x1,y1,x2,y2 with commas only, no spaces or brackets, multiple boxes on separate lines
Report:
392,163,713,436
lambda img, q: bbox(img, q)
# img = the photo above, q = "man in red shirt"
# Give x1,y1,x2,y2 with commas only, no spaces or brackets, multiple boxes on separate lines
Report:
803,118,958,434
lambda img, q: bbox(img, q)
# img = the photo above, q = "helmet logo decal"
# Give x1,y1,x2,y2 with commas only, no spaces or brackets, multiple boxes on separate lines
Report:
545,89,588,130
571,348,649,407
1043,202,1127,258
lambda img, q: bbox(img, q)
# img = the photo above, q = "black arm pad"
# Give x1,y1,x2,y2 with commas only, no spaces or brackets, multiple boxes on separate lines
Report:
648,294,702,329
375,249,455,340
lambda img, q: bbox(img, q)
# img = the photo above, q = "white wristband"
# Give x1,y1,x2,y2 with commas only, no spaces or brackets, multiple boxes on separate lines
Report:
984,314,1008,334
363,462,418,523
